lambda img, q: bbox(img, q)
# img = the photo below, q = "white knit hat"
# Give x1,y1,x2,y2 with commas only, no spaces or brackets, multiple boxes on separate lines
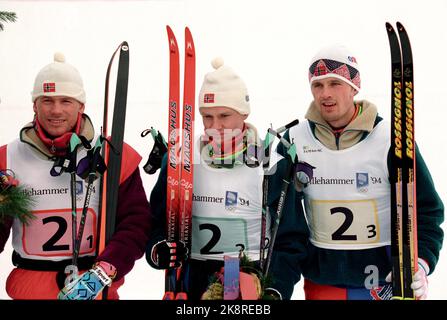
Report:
308,44,361,92
31,52,86,103
199,57,250,115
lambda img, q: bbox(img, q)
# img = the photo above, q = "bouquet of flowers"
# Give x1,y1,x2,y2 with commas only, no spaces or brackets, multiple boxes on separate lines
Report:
0,169,35,224
201,252,279,300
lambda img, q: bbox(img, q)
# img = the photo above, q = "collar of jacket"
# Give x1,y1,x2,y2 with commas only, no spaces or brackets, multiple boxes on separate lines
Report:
305,99,379,150
19,113,95,160
200,122,261,168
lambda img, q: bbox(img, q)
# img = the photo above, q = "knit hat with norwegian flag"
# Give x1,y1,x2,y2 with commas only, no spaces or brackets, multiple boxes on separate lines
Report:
308,44,361,92
31,52,86,103
199,57,250,115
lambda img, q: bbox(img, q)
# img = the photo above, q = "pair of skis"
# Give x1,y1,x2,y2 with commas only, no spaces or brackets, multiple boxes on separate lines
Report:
163,26,196,300
386,22,418,300
98,41,129,254
96,41,130,299
58,42,129,300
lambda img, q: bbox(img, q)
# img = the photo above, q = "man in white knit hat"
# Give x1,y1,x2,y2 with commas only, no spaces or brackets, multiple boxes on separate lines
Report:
276,44,444,300
0,53,151,300
197,57,253,167
146,58,308,300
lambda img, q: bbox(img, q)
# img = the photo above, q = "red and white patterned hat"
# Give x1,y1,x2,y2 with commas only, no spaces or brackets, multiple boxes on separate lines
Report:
308,44,361,92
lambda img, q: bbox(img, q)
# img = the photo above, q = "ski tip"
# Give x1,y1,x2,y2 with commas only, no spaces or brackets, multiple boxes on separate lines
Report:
185,27,195,55
166,26,178,52
385,22,394,31
119,41,129,52
396,21,405,32
166,25,175,38
185,26,193,39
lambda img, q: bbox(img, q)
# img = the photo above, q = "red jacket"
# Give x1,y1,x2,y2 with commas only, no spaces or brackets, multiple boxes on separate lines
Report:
0,117,151,281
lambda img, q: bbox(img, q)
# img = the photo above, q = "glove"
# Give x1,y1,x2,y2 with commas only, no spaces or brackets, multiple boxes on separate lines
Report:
411,259,429,300
58,261,117,300
150,240,188,269
293,161,315,192
385,258,429,300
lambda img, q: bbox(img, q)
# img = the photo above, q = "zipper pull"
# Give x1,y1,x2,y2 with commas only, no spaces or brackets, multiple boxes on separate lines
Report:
50,141,56,154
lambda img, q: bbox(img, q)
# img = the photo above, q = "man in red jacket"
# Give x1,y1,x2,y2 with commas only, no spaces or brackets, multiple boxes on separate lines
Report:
0,52,151,299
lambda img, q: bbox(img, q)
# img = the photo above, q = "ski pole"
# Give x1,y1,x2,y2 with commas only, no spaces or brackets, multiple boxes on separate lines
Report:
259,119,298,270
263,128,297,277
73,137,107,265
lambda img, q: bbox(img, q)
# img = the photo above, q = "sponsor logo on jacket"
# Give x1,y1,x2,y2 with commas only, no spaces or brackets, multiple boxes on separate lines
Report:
303,145,323,153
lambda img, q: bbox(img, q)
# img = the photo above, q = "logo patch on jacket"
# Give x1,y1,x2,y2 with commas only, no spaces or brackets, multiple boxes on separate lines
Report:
356,172,369,192
225,191,238,211
76,181,83,195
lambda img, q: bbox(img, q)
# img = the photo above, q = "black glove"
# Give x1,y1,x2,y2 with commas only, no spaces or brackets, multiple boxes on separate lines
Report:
150,240,188,269
142,129,167,175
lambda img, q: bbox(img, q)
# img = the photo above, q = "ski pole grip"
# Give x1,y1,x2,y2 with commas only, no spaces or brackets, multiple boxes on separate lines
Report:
276,119,299,134
268,128,292,149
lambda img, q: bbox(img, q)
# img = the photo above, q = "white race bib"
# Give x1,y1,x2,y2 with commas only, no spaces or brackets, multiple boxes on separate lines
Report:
21,208,97,257
290,120,392,250
192,216,249,257
307,199,380,248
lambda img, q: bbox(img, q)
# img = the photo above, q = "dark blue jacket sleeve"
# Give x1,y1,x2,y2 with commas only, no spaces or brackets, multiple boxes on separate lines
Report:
267,153,309,299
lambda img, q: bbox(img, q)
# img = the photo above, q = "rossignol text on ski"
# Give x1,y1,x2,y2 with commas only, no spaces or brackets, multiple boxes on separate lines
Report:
386,21,417,300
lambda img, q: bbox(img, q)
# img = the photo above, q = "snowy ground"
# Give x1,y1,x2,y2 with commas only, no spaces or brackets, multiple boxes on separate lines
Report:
0,0,446,300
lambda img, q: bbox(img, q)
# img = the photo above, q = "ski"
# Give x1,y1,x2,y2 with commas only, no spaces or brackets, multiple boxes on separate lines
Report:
176,26,195,300
163,25,181,300
397,22,417,300
97,41,130,299
386,22,417,300
163,26,196,300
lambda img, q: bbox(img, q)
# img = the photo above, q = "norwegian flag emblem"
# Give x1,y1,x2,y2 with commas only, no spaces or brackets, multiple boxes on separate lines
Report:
204,93,215,103
43,82,56,93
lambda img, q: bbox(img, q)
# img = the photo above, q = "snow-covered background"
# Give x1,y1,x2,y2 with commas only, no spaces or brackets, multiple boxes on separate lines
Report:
1,0,446,300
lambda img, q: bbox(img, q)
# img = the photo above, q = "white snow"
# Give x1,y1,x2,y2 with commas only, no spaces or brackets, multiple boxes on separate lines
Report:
0,0,446,300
